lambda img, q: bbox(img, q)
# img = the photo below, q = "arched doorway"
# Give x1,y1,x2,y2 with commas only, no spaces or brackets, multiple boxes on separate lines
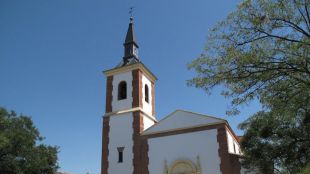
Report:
165,158,201,174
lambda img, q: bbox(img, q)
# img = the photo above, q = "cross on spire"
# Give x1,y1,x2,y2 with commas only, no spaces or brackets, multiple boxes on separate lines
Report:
129,7,134,18
129,7,134,22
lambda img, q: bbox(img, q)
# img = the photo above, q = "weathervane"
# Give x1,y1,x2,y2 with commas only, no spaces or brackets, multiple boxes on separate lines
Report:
129,7,134,21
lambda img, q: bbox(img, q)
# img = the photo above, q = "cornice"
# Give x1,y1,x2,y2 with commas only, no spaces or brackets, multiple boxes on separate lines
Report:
103,63,157,82
142,121,226,137
103,107,157,122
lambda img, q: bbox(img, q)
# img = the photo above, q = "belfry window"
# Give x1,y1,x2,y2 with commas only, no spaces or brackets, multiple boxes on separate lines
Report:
117,147,124,163
118,81,127,100
145,84,149,103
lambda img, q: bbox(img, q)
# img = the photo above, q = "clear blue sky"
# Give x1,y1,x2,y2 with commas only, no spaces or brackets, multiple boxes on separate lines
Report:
0,0,261,174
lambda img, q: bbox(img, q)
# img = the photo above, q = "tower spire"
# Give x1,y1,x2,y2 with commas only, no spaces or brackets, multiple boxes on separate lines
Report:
124,17,138,48
123,12,139,59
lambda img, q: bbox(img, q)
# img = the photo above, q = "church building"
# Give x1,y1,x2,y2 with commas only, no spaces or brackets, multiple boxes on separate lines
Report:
101,18,255,174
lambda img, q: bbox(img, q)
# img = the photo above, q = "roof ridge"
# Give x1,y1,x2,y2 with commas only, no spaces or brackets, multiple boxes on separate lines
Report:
175,109,227,121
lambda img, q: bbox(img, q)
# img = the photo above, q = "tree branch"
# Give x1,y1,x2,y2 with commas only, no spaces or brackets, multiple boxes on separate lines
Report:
269,17,310,38
293,0,310,33
256,28,310,45
305,0,310,32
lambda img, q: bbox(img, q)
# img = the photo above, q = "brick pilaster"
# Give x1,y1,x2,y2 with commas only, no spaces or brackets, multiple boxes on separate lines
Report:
101,116,110,174
105,76,113,113
217,126,233,174
141,138,149,174
132,111,144,174
230,154,242,174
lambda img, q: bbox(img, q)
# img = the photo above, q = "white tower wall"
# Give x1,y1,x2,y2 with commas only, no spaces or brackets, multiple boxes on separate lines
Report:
107,112,134,174
141,74,153,117
112,71,133,112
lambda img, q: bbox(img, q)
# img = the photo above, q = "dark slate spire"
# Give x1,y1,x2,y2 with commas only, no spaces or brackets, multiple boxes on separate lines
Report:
124,17,139,47
123,17,139,59
115,17,140,68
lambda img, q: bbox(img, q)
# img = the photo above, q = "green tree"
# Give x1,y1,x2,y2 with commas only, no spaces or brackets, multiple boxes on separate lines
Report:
299,163,310,174
0,107,59,174
188,0,310,173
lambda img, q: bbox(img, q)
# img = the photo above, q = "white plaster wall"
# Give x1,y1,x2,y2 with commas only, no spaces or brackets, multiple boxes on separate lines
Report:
148,129,221,174
141,74,153,116
112,72,133,112
143,113,154,131
227,130,241,154
108,113,133,174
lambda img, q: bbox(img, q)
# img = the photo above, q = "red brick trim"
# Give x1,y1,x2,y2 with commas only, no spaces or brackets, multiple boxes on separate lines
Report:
230,154,242,174
105,76,113,113
132,69,143,108
151,81,155,116
217,126,241,174
141,138,149,174
217,126,231,174
101,116,110,174
132,111,144,174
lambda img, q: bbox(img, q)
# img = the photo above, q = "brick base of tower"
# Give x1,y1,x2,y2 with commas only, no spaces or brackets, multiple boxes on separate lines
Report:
101,116,110,174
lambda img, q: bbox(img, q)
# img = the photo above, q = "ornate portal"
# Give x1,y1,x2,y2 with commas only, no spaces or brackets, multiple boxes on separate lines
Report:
164,156,201,174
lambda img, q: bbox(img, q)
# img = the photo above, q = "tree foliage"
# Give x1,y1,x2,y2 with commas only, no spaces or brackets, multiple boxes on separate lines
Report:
239,110,310,173
188,0,310,173
0,107,59,174
298,163,310,174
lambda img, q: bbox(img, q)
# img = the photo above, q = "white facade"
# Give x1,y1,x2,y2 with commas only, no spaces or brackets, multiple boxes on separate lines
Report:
148,129,221,174
227,129,241,155
103,65,255,174
143,113,155,131
141,74,153,117
108,113,134,174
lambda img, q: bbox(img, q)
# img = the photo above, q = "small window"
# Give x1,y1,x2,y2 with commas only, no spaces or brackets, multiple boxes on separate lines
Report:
233,143,236,153
118,81,127,100
118,151,123,163
117,147,124,163
145,84,149,103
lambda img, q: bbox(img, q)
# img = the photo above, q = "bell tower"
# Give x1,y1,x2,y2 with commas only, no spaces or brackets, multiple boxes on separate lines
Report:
101,18,157,174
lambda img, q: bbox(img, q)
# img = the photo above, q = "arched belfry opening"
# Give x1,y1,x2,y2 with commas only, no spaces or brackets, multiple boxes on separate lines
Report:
118,81,127,100
145,84,149,103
